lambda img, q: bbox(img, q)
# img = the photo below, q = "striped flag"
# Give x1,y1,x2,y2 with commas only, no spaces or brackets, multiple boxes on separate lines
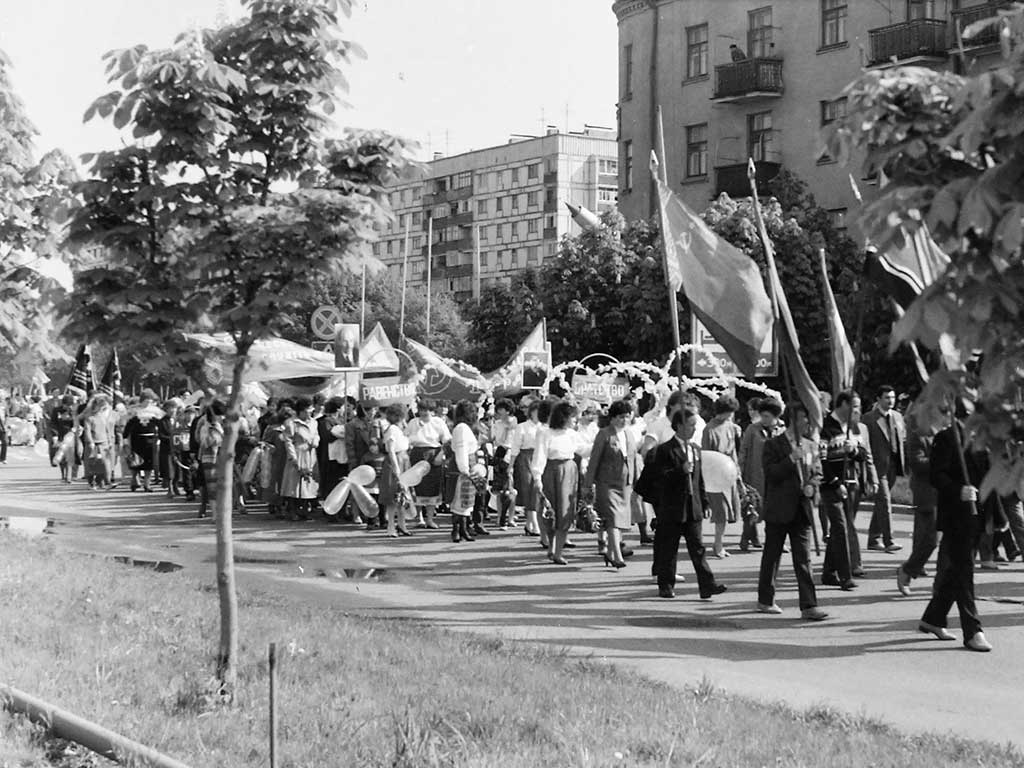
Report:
652,172,773,378
867,225,950,310
98,349,124,405
818,249,855,395
66,344,95,398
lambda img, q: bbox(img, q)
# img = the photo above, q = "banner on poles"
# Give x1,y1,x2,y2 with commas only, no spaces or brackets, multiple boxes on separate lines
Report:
571,374,630,404
361,375,417,407
521,350,551,390
691,313,777,378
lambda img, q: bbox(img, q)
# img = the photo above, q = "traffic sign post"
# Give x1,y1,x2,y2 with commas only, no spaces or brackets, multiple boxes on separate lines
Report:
311,306,343,341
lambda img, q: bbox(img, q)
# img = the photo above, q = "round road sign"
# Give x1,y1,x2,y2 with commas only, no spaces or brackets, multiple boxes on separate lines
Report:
311,305,343,340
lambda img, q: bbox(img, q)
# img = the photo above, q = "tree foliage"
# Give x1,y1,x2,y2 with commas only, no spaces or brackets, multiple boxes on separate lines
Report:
829,6,1024,492
0,50,76,367
64,0,415,696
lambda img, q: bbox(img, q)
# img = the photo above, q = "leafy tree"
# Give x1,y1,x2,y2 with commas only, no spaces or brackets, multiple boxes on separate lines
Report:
828,6,1024,491
64,0,414,697
464,271,544,370
0,51,76,366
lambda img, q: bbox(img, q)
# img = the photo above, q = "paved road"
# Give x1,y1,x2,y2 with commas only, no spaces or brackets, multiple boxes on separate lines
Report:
2,447,1023,749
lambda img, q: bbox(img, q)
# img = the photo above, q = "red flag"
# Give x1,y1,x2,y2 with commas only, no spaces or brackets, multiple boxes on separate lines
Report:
652,174,773,379
818,249,855,396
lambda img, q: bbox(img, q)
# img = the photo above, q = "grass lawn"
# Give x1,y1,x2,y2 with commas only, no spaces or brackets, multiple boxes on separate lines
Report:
1,534,1021,768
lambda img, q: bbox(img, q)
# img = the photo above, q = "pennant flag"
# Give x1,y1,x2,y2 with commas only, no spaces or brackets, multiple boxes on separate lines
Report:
817,249,855,396
404,337,488,401
866,225,950,310
98,349,124,405
66,344,96,398
565,201,602,232
651,170,773,379
747,160,822,428
360,322,400,374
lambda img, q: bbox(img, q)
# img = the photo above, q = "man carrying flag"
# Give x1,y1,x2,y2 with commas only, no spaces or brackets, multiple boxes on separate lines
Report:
98,349,124,406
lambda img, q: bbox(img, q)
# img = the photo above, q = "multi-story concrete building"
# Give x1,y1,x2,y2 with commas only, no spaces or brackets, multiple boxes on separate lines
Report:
372,127,618,299
613,0,1007,229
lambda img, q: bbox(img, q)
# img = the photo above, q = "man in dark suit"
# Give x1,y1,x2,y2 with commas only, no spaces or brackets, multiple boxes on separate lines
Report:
918,399,992,652
866,385,907,552
756,402,827,620
636,406,727,600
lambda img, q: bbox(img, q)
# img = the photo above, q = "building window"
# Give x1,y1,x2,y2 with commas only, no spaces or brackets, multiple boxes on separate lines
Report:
907,0,936,20
599,158,619,175
748,112,774,162
495,196,504,214
686,24,709,79
828,208,848,232
545,157,557,174
685,123,708,178
528,218,539,234
546,215,556,230
598,187,617,204
412,236,422,250
820,97,847,126
412,211,422,226
480,225,489,241
512,194,520,211
624,140,633,191
527,163,540,180
456,172,472,189
528,245,540,266
545,187,556,207
748,7,773,58
622,43,634,100
527,191,539,208
477,199,488,216
821,0,847,47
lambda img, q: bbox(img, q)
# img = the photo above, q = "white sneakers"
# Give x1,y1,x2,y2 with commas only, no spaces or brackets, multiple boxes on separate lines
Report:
965,632,993,652
757,602,783,614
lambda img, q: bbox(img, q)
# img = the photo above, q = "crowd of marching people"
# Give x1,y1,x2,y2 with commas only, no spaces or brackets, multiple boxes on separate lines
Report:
21,378,1017,652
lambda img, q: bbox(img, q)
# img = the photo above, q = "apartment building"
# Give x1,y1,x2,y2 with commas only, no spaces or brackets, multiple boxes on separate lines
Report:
372,128,618,299
372,128,619,299
613,0,1007,229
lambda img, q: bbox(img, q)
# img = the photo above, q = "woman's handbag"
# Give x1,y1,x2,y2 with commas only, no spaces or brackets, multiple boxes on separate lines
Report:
128,452,146,470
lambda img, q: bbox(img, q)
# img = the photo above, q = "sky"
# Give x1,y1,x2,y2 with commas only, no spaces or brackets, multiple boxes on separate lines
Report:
0,0,619,166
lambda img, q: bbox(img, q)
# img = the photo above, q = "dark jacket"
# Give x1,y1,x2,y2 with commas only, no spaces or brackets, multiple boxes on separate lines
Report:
635,437,708,524
762,432,821,526
907,425,937,510
930,423,988,533
866,406,907,479
582,425,639,490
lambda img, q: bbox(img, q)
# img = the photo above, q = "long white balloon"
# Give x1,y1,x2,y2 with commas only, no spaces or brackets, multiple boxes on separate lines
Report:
322,479,352,516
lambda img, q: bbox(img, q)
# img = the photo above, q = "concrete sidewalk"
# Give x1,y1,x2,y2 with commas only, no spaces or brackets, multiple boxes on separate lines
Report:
2,446,1023,749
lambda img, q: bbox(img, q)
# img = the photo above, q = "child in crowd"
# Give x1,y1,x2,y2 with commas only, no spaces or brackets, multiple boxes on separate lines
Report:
361,437,386,530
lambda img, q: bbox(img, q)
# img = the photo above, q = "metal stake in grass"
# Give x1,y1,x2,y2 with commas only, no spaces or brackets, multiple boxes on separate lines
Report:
269,643,278,768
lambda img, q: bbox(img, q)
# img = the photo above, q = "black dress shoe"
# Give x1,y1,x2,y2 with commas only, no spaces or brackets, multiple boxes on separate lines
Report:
852,568,865,577
472,524,491,536
620,545,634,558
821,574,841,587
562,540,577,549
699,584,728,600
840,580,858,591
658,587,675,599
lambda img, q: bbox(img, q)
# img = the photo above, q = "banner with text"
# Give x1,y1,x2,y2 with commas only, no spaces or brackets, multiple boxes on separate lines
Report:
571,374,630,405
361,375,417,407
690,312,777,378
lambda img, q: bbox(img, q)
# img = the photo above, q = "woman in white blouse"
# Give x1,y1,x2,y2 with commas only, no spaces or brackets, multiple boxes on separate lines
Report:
509,401,543,538
532,401,586,565
404,399,451,529
449,400,482,543
379,404,413,537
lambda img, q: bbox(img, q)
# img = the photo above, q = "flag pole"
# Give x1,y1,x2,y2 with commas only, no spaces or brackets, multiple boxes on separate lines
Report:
654,105,684,390
426,215,433,345
399,219,410,344
359,258,367,340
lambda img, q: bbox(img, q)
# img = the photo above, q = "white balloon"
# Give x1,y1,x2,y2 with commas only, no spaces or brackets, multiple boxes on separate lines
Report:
322,479,352,516
701,450,738,494
399,460,431,488
348,483,379,518
33,439,50,458
347,464,376,487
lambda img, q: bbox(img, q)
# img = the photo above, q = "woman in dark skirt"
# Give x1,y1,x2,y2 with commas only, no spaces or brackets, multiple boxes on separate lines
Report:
532,401,584,565
510,400,544,538
405,399,451,529
582,399,640,568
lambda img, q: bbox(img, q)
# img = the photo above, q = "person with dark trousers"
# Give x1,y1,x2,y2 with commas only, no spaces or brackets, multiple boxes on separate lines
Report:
919,399,992,652
897,408,938,595
865,385,907,552
635,406,727,600
819,391,876,590
756,401,827,620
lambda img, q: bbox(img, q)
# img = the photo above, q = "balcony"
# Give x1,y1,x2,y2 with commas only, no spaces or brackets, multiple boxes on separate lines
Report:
951,2,1010,49
431,211,474,228
543,198,558,213
714,161,781,199
422,185,473,206
543,226,558,240
422,237,472,257
544,171,558,185
868,19,948,66
437,263,474,279
712,58,783,103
